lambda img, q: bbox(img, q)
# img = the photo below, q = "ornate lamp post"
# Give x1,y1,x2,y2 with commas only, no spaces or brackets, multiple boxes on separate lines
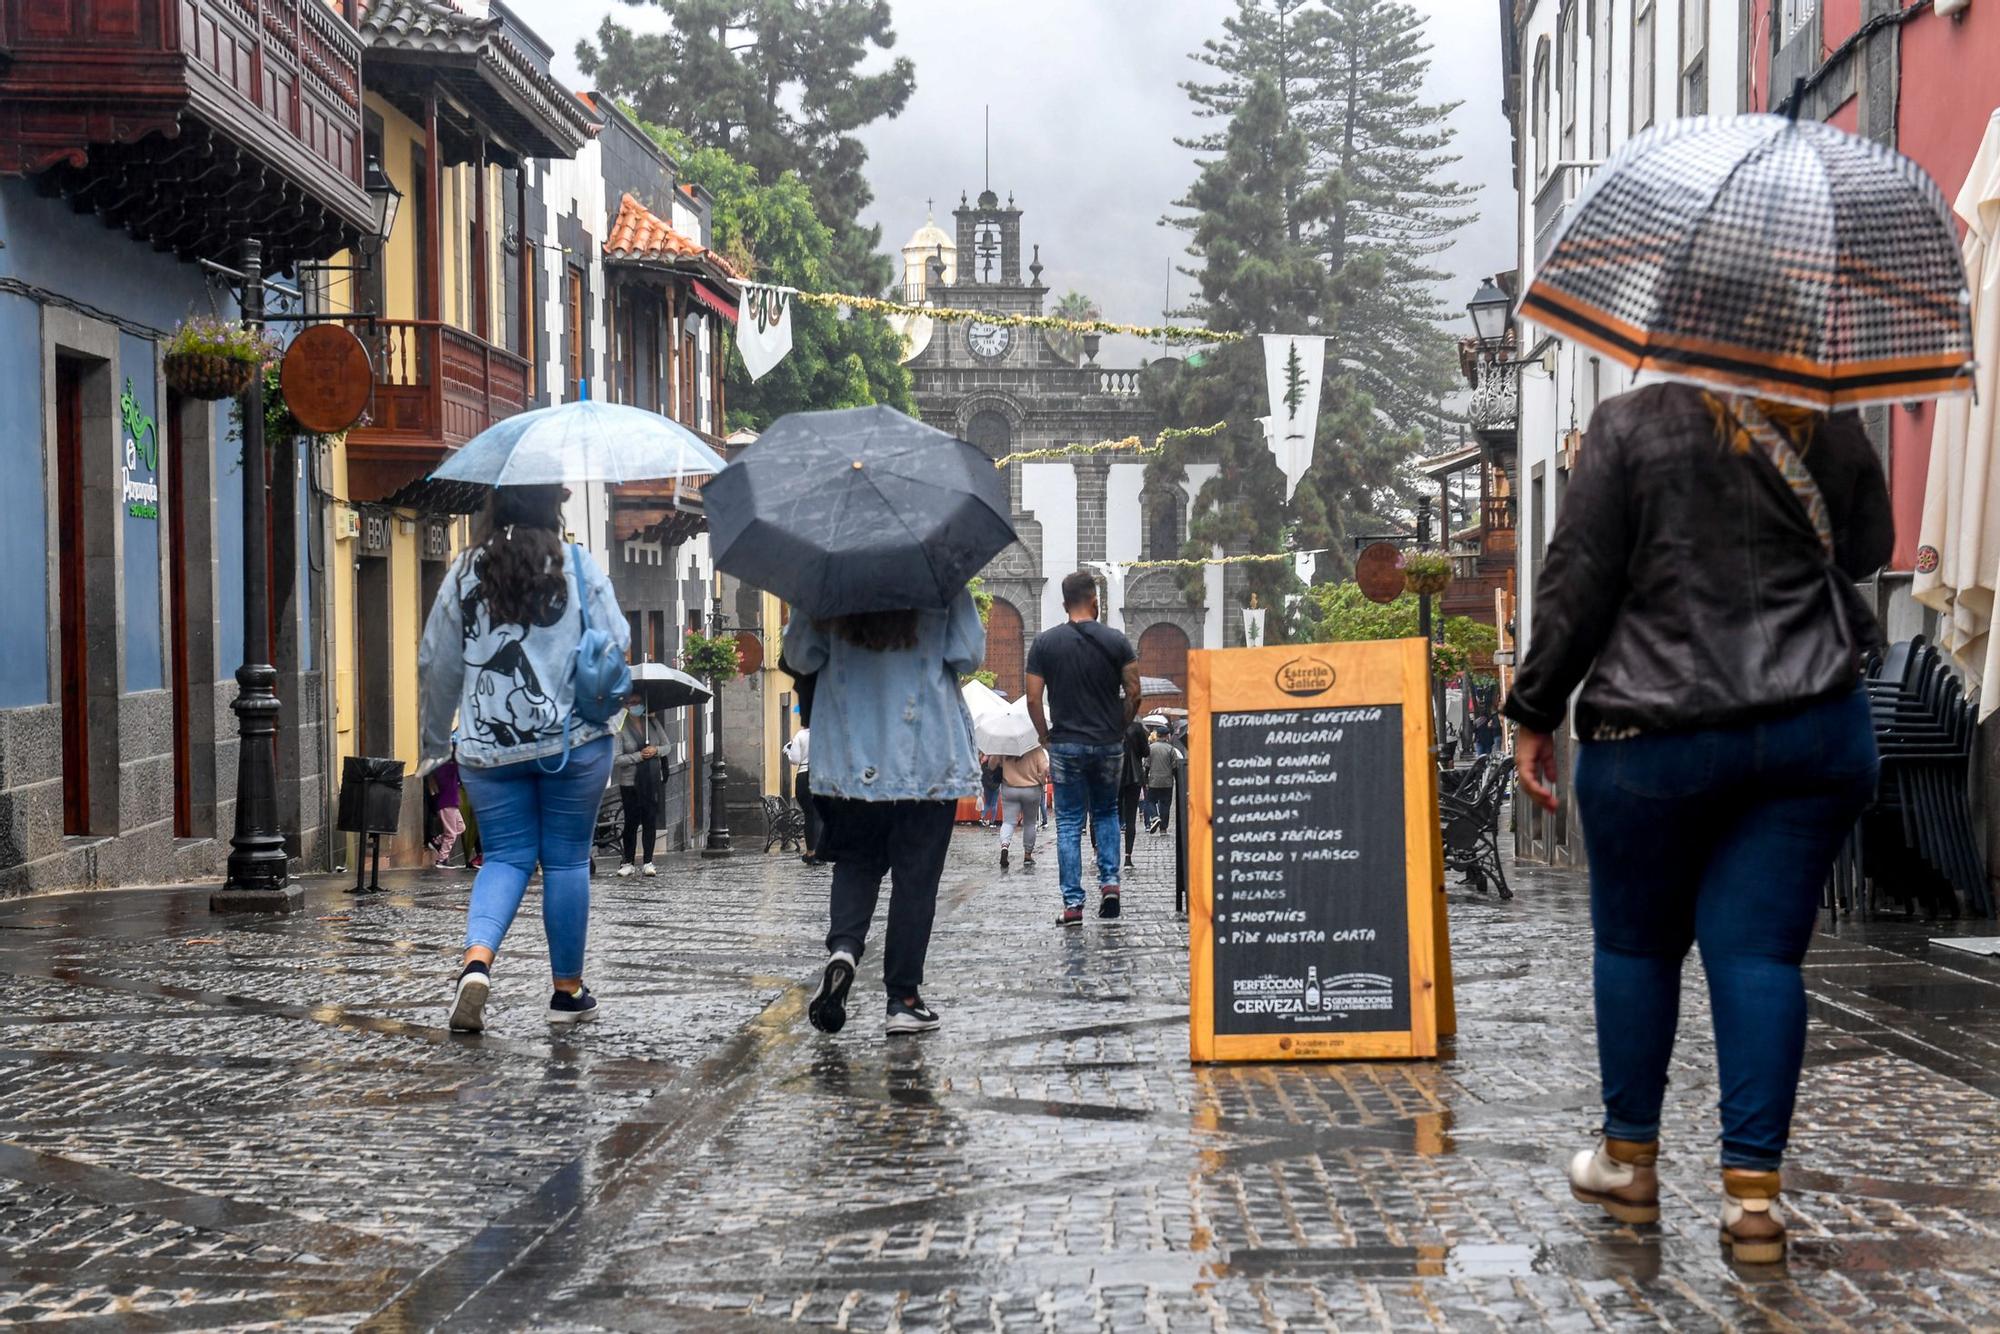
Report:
702,587,735,858
210,172,401,914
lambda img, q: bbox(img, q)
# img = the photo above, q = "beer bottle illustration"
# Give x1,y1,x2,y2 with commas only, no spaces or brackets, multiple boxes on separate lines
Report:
1304,965,1322,1011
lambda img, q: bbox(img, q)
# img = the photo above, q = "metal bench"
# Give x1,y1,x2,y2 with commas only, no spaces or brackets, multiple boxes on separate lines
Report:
761,794,807,854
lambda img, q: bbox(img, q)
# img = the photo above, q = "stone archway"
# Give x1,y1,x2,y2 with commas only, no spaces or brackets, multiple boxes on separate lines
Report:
982,597,1025,700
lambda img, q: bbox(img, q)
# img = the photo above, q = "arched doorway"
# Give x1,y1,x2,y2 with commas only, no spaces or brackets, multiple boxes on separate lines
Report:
982,598,1025,700
1136,623,1190,708
965,409,1012,460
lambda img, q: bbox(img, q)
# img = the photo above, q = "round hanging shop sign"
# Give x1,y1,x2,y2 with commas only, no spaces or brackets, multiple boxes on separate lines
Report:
733,631,765,677
1355,542,1406,606
279,324,373,434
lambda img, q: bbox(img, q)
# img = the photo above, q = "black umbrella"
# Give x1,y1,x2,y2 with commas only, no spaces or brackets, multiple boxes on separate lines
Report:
704,406,1017,617
629,661,711,709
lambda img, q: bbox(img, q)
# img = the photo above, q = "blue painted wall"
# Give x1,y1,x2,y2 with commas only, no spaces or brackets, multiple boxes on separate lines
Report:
119,332,164,692
0,179,251,698
215,416,246,677
0,293,49,708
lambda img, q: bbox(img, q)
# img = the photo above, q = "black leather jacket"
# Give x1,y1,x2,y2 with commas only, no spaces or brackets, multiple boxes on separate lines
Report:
1504,384,1893,738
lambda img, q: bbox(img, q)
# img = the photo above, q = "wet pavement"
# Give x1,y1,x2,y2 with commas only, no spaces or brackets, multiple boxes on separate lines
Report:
0,821,1997,1330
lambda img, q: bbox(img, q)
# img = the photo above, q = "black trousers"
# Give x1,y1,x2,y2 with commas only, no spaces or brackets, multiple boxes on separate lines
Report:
823,799,955,998
1147,785,1173,834
620,785,657,864
1094,785,1144,862
793,769,820,852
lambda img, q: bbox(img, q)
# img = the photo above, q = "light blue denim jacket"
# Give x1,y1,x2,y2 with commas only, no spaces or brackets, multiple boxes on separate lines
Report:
418,544,629,771
783,590,985,802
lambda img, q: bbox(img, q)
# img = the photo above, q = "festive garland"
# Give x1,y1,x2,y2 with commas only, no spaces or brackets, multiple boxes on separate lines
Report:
992,422,1227,469
785,288,1244,345
1126,547,1329,571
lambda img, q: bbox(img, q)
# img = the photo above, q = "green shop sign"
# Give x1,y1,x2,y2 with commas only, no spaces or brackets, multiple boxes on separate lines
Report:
121,378,158,520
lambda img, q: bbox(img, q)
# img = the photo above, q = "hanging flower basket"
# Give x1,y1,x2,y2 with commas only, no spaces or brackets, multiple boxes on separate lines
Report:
161,316,277,402
164,352,258,401
1398,551,1454,597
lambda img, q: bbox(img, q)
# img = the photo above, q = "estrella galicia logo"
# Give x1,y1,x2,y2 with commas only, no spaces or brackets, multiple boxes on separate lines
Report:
1275,656,1335,697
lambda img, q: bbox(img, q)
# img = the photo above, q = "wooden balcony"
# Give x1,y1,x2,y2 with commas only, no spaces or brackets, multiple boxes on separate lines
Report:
0,0,373,266
346,319,532,502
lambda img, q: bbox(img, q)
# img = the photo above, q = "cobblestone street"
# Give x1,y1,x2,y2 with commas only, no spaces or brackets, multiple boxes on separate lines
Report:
0,825,1997,1330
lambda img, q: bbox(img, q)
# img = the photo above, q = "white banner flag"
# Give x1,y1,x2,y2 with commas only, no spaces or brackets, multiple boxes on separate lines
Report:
737,285,794,381
1092,561,1128,632
1262,335,1326,501
1242,607,1266,648
1293,550,1316,587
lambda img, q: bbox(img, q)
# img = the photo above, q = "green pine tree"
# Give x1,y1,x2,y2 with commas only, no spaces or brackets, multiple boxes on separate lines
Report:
578,1,915,294
1174,0,1473,455
1282,339,1306,420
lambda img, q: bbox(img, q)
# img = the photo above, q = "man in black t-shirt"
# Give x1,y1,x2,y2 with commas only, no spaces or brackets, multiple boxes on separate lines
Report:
1025,570,1140,924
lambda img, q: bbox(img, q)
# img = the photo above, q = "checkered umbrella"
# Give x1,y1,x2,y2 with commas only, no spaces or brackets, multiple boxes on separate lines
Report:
1522,115,1975,410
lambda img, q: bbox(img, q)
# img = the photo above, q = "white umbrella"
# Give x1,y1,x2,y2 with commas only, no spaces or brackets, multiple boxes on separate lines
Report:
972,696,1048,756
429,399,728,486
1915,109,2000,714
961,679,1007,722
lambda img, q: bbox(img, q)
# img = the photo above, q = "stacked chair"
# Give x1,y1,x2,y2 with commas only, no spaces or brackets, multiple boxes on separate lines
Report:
1440,753,1512,900
1827,638,1990,919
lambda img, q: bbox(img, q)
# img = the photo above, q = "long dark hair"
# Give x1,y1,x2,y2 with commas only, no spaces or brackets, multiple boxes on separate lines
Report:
818,609,922,652
473,485,566,628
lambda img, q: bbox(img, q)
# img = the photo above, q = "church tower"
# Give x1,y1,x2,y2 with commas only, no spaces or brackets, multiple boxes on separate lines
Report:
901,185,1217,702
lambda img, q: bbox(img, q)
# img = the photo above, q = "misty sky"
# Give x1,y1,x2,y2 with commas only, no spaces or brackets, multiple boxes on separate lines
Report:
531,0,1515,365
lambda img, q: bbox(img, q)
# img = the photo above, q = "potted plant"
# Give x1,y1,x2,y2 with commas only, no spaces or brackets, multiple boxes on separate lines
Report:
163,316,276,401
1398,550,1454,597
682,631,744,681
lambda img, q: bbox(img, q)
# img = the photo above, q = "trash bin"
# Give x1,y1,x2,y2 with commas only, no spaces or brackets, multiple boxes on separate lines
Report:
336,756,404,893
337,756,405,834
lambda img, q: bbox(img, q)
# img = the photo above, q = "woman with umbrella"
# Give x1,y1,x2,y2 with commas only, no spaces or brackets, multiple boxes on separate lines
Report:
612,692,663,878
1507,114,1972,1263
706,406,1013,1038
419,484,630,1032
418,398,725,1033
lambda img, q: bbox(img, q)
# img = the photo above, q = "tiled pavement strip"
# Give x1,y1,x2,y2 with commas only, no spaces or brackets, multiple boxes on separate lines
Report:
0,818,1997,1330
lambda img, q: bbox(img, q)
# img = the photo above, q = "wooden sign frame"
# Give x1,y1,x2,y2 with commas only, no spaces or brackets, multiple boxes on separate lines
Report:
1188,639,1443,1063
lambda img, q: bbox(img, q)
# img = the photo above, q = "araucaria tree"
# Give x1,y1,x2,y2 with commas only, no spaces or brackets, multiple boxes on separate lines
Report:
1160,0,1476,597
577,1,915,294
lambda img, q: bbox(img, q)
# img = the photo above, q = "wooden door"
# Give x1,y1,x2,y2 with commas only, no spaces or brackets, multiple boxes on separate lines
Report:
55,359,89,835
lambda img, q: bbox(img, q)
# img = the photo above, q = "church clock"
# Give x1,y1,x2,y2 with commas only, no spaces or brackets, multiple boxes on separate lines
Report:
966,321,1012,361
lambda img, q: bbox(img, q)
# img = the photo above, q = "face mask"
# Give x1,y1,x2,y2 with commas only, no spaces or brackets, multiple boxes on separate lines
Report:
629,703,647,716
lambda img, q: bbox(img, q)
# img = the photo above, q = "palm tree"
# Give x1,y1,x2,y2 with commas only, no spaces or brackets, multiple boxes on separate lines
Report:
1051,290,1101,365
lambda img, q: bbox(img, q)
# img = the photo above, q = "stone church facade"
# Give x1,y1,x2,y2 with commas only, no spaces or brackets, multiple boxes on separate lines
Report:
899,190,1226,702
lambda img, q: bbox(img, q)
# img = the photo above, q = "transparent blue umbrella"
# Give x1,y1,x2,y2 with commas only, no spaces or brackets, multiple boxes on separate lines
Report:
428,400,727,486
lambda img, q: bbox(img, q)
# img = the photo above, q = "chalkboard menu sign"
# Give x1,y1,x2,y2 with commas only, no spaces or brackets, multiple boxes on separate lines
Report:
1189,640,1444,1062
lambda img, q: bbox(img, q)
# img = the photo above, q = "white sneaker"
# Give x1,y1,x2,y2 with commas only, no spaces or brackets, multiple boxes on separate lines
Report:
641,862,658,877
615,863,635,878
448,966,490,1034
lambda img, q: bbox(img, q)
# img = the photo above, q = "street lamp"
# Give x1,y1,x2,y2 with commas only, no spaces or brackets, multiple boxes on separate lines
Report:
1467,277,1510,347
703,587,735,858
360,156,402,256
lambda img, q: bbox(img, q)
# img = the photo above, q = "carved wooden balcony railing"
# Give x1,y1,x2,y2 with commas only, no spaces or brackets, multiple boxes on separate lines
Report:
345,319,532,501
0,0,372,265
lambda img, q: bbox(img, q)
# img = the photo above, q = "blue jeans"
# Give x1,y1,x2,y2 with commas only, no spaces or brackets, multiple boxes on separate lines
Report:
458,735,614,980
1050,742,1123,910
1574,688,1876,1169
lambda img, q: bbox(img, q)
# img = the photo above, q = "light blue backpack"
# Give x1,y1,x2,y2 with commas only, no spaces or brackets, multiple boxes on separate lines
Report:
539,544,630,773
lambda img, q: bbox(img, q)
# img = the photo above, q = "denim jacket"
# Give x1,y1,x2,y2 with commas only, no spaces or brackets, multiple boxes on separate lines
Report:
418,544,629,771
781,589,985,802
